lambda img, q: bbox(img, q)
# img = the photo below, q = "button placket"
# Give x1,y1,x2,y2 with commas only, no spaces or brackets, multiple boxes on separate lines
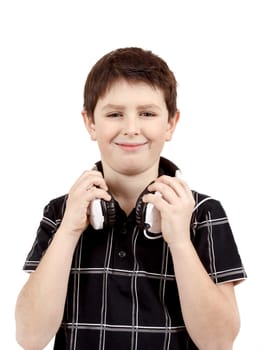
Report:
117,222,128,259
121,223,127,235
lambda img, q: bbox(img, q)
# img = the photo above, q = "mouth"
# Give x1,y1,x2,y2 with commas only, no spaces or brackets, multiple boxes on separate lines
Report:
114,141,148,151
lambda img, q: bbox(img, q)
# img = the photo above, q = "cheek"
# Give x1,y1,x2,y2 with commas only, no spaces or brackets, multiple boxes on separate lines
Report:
146,124,168,140
95,128,116,145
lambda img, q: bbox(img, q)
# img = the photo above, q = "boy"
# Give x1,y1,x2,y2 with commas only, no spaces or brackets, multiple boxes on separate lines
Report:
15,47,246,350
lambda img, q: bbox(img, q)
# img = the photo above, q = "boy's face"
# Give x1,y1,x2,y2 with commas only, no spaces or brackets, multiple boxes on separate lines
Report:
83,79,179,176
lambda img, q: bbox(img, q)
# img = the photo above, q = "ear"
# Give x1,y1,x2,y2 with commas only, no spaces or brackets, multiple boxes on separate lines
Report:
82,110,97,141
165,110,180,141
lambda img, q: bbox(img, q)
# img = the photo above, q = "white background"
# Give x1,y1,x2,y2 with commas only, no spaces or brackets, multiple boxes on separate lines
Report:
0,0,261,349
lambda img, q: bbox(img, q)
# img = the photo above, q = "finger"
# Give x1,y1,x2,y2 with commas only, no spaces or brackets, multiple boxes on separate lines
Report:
156,175,190,188
74,170,103,184
142,192,166,210
86,187,111,202
152,176,191,195
148,180,184,200
71,171,108,192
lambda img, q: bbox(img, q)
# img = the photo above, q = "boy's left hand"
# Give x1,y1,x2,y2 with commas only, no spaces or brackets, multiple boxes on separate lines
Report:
143,175,195,247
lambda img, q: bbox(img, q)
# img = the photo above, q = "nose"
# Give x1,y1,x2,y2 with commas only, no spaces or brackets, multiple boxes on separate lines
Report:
122,115,140,135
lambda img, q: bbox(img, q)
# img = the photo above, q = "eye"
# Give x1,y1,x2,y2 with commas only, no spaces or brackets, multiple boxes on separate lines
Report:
140,111,157,117
106,112,123,118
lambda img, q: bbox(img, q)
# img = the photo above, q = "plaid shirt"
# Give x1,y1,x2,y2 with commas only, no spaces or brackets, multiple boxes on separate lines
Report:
23,158,247,350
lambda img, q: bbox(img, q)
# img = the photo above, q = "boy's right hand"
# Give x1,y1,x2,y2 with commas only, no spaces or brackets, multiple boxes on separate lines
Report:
59,170,111,238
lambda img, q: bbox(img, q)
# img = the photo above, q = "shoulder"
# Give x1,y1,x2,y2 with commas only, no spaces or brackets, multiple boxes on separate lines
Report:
191,190,228,222
48,194,68,208
43,194,68,221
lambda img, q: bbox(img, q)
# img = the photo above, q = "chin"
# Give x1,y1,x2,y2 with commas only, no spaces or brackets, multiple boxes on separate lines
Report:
116,158,158,176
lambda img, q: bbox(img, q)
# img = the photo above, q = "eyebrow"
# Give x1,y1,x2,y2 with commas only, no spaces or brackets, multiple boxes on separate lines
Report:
102,104,161,111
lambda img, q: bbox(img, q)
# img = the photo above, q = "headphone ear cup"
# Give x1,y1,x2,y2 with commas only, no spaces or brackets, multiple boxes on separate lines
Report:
100,195,117,228
135,189,162,234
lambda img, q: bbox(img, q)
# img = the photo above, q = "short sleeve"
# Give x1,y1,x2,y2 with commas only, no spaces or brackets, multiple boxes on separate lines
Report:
191,193,247,284
23,195,67,272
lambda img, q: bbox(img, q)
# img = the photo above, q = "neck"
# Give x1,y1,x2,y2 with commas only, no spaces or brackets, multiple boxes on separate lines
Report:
102,162,159,215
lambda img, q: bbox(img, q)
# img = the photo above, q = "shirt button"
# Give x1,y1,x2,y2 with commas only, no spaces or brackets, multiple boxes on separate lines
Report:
118,250,126,258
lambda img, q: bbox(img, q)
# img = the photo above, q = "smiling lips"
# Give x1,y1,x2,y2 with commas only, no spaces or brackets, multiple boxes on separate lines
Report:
115,141,148,151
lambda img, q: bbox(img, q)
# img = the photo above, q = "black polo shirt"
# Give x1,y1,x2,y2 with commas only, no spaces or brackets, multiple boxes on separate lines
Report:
23,158,247,350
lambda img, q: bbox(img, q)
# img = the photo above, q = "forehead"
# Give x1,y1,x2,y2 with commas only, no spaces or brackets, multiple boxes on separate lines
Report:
98,79,166,105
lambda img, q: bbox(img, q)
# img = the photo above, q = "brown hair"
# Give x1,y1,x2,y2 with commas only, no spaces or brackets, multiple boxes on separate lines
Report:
83,47,178,120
